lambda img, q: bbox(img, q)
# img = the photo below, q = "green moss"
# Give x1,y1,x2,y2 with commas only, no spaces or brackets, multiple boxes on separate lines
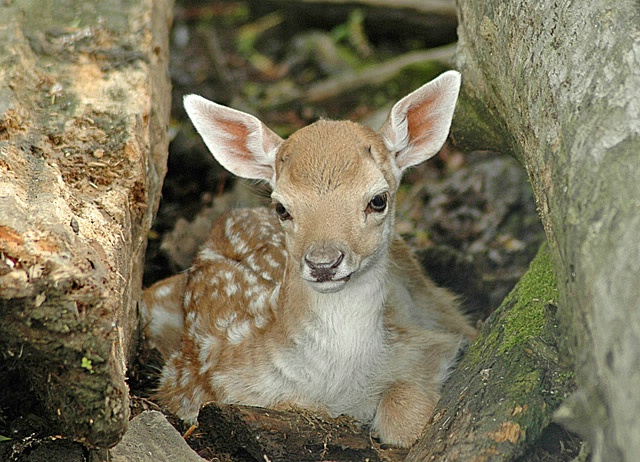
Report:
463,326,497,365
508,369,542,396
497,243,558,354
505,243,558,306
550,369,577,395
463,243,558,365
451,90,508,153
81,356,94,374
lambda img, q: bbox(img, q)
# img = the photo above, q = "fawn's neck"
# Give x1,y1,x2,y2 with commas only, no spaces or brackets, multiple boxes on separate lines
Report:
276,250,390,415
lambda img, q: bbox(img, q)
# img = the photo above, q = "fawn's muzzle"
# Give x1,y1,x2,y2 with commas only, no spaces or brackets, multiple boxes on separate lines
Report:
302,244,354,292
305,247,344,281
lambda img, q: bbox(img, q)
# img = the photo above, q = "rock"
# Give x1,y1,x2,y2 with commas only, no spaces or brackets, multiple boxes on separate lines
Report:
109,411,205,462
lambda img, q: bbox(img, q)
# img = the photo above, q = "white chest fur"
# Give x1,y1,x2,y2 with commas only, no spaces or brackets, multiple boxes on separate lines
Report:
271,270,389,421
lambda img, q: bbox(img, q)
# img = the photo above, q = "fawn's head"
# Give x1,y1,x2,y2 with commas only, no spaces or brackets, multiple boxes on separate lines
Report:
184,71,461,293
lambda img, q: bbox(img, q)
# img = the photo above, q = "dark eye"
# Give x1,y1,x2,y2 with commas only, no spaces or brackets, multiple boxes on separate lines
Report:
274,202,291,221
367,193,388,214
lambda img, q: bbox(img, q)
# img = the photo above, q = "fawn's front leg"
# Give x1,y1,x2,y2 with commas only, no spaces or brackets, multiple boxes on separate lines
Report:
372,328,464,447
372,379,440,447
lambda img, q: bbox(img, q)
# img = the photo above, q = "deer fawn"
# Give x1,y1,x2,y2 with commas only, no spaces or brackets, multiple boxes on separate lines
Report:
142,71,476,447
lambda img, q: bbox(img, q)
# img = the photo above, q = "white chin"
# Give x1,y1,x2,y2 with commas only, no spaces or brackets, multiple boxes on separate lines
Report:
307,279,348,294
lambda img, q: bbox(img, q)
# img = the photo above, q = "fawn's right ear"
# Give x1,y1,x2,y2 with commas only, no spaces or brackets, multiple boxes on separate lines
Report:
184,95,284,186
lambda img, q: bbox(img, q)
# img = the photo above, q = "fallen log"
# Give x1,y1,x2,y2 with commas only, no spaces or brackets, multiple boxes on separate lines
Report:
407,245,578,461
0,0,172,448
197,402,408,462
249,0,457,46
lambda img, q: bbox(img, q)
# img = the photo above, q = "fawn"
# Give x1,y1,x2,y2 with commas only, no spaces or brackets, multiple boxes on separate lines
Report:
142,70,476,447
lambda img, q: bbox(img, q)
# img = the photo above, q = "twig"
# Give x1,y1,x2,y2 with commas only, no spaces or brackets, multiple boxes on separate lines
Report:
261,44,457,109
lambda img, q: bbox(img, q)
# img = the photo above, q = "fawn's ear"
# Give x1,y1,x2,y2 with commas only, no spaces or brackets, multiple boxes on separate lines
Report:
184,95,284,186
380,70,461,175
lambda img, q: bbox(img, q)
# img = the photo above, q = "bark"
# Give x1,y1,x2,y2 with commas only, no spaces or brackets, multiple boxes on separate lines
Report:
0,0,172,448
197,402,408,462
452,1,640,460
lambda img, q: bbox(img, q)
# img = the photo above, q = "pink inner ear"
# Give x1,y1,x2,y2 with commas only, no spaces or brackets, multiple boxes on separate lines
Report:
221,116,253,161
406,96,437,145
185,94,283,183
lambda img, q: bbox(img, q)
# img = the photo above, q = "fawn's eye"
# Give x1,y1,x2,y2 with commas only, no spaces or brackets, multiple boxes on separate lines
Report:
274,202,291,221
367,193,388,214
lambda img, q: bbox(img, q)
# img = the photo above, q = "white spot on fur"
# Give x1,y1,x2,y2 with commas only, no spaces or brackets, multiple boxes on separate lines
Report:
253,313,267,329
196,333,219,362
248,291,268,314
179,369,192,389
225,282,239,297
191,385,206,412
215,312,238,331
269,284,280,308
191,271,205,284
179,395,199,423
160,359,178,385
199,247,223,262
183,290,192,308
148,304,183,338
226,319,251,344
226,218,250,254
187,317,198,338
154,284,174,299
199,360,213,376
264,253,280,269
243,270,258,286
245,254,258,272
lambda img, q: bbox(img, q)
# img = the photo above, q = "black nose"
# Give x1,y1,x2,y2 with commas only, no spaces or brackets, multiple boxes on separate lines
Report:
304,247,344,270
304,247,344,282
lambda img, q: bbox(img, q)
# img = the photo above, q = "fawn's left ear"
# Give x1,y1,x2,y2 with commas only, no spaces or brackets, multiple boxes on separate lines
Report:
184,95,284,187
379,70,461,176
